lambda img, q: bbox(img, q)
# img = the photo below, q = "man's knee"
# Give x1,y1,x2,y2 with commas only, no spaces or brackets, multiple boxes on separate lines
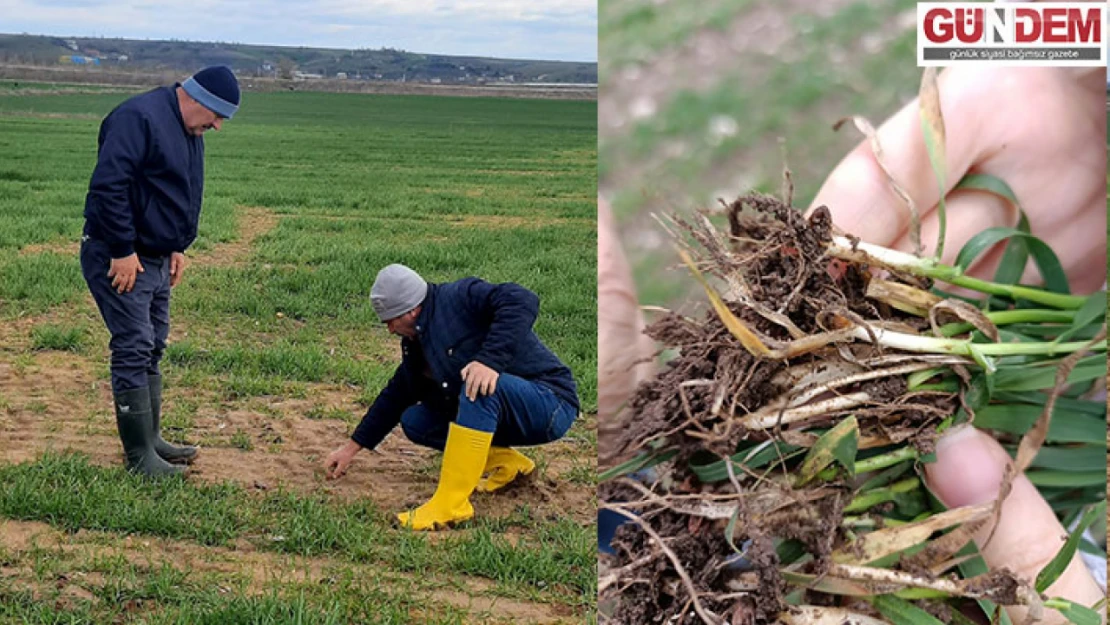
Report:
400,405,449,450
458,389,499,413
400,413,422,441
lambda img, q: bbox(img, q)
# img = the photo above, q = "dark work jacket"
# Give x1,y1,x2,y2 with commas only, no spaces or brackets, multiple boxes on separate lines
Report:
83,85,205,258
351,278,580,450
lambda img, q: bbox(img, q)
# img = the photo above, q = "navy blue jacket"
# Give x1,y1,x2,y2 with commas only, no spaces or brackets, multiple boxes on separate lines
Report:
83,85,205,258
351,278,579,450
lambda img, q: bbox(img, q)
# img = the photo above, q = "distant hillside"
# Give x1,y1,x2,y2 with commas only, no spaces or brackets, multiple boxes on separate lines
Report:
0,33,597,85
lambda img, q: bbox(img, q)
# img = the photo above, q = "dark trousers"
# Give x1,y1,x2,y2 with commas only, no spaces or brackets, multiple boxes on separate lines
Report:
80,237,171,393
400,374,578,451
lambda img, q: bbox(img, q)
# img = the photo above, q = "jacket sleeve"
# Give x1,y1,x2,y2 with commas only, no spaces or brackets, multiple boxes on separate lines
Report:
86,108,149,258
468,280,540,372
178,142,204,253
350,362,418,450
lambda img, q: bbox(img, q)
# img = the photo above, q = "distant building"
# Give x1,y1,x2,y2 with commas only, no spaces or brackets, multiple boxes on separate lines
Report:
60,55,100,66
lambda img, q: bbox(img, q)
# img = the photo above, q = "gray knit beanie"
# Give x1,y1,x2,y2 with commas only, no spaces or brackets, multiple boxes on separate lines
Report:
371,264,428,321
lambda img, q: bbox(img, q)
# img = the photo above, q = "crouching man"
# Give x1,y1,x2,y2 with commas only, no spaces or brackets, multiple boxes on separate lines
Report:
324,264,580,530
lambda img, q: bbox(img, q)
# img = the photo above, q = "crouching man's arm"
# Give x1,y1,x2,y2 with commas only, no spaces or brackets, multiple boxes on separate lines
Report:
324,362,417,479
460,280,540,401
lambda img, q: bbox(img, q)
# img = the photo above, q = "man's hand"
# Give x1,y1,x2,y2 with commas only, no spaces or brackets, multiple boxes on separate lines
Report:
599,198,655,468
169,252,186,288
108,254,144,294
926,426,1104,624
460,361,499,401
324,440,363,480
805,66,1105,621
811,67,1105,294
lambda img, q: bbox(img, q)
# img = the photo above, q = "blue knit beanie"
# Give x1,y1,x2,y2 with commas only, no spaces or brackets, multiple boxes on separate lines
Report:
181,66,240,119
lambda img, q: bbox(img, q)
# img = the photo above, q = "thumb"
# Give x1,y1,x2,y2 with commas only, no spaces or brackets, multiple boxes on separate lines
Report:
924,425,1103,624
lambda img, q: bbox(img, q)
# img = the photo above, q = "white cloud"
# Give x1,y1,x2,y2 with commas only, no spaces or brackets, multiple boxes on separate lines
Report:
0,0,597,61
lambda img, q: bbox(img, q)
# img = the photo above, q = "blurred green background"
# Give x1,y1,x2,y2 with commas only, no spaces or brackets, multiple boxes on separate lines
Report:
600,0,924,308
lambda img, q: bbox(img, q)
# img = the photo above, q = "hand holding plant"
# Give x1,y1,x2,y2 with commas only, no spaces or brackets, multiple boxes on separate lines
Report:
599,66,1107,625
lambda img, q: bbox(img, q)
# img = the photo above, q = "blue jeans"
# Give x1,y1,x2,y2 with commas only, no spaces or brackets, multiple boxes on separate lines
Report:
81,237,171,393
598,468,658,554
400,373,577,450
598,508,626,554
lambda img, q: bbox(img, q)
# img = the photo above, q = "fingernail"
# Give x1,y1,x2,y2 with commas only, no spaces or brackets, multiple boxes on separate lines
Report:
926,424,1009,508
934,423,980,453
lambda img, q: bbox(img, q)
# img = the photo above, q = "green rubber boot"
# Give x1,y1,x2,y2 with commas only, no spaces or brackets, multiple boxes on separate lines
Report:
148,374,197,464
114,386,184,478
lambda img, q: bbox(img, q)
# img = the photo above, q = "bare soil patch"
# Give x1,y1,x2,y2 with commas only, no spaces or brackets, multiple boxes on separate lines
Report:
0,339,594,526
18,240,81,257
196,205,281,266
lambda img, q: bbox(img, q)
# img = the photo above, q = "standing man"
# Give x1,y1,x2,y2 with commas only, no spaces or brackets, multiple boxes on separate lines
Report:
81,66,240,477
324,264,580,531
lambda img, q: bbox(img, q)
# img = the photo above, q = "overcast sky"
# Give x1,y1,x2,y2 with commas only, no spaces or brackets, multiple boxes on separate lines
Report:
0,0,598,62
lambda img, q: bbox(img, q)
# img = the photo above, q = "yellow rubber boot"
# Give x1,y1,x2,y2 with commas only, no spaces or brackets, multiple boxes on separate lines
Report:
477,447,535,492
397,423,493,531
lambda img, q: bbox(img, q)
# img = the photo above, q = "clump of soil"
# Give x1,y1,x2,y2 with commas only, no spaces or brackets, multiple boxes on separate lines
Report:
601,193,970,624
615,194,950,466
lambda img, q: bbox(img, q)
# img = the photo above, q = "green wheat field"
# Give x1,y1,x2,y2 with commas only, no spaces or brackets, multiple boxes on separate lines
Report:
0,81,598,624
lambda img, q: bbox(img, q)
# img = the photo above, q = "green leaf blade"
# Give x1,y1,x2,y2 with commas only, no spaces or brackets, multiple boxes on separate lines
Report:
1035,500,1106,592
872,594,946,625
797,416,858,485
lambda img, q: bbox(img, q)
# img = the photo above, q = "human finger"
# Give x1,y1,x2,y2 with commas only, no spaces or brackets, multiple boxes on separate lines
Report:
598,198,655,422
170,258,182,287
924,425,1104,624
903,188,1106,295
326,454,346,479
809,67,1002,246
891,187,1017,282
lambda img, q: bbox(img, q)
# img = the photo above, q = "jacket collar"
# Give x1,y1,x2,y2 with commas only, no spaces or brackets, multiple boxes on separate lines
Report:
413,283,437,341
168,83,191,138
